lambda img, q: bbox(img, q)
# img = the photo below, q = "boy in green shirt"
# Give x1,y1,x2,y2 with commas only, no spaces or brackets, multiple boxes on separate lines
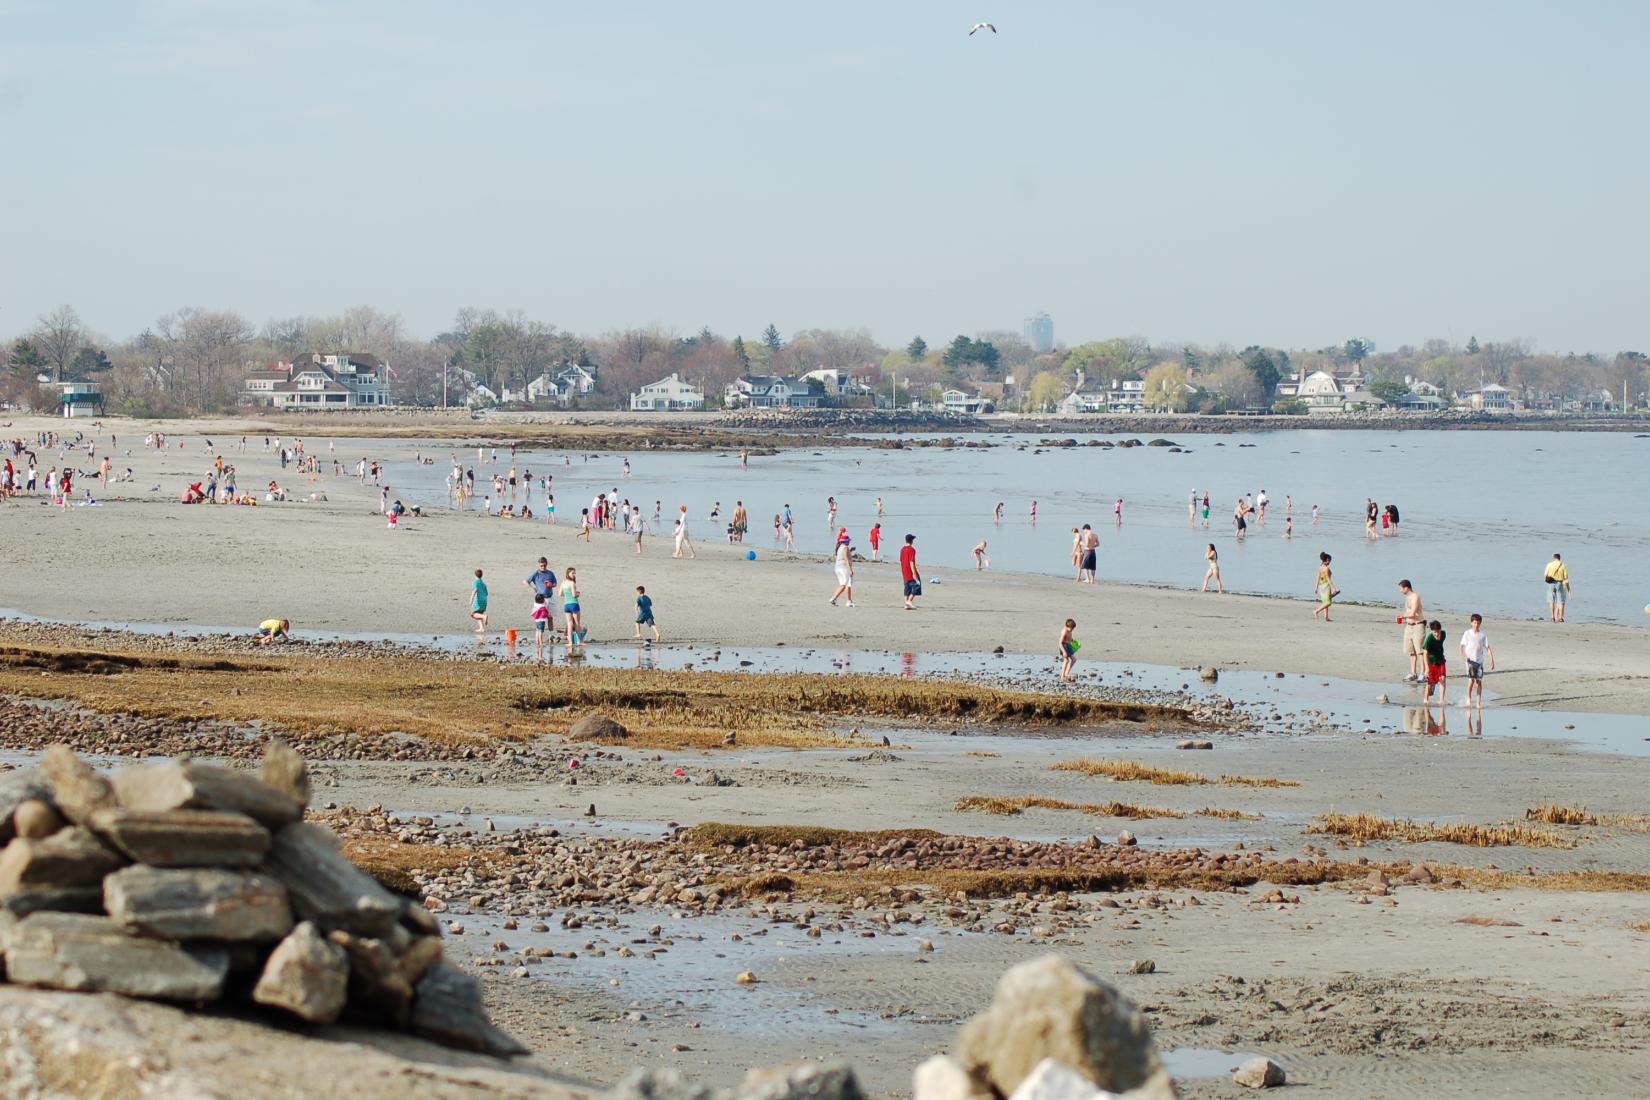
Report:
1421,620,1447,703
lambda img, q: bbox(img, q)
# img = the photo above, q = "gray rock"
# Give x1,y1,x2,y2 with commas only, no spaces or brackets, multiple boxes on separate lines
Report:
12,799,64,839
105,865,292,942
569,713,629,741
1007,1059,1118,1100
260,739,312,809
0,770,53,842
91,807,271,867
263,822,401,936
39,746,116,827
1198,667,1219,682
953,955,1173,1100
329,928,414,1026
1231,1057,1285,1089
609,1068,716,1100
0,885,105,916
738,1062,865,1100
913,1055,985,1100
253,921,349,1024
0,826,125,895
412,963,530,1057
4,911,228,1001
113,761,302,830
398,933,446,987
1173,741,1213,751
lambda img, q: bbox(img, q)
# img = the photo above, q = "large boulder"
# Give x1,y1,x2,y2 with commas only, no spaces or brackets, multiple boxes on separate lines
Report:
113,761,302,830
39,746,117,827
91,807,271,867
4,911,229,1001
952,955,1174,1100
569,713,629,741
262,822,402,937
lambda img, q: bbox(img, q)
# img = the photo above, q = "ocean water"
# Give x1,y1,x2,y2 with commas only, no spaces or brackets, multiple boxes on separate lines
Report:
374,429,1648,625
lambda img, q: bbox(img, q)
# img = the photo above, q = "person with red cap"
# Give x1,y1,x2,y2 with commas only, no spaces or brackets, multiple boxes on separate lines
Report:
830,527,855,607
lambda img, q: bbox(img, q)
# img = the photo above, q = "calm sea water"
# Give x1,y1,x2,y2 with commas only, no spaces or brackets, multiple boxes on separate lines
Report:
377,429,1648,625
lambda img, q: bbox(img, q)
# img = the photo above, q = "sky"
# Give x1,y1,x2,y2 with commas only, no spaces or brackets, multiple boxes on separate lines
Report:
3,1,1647,353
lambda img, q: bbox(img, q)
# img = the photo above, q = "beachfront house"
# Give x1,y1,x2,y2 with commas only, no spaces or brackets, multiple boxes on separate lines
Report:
1274,368,1377,413
630,373,705,411
724,375,821,408
1107,378,1146,413
1462,383,1513,413
942,387,984,414
244,353,391,409
799,368,880,406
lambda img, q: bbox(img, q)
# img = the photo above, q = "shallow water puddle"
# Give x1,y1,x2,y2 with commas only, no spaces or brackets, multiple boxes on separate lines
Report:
1161,1047,1266,1079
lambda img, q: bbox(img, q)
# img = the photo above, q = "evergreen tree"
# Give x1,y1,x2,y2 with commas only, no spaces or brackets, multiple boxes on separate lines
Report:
732,336,751,369
761,324,783,353
906,336,927,362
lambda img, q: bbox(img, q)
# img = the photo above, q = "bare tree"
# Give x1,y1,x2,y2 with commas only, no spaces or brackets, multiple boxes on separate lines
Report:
33,304,85,383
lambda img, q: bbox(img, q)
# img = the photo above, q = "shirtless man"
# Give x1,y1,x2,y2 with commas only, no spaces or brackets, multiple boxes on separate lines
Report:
1076,525,1099,584
1398,579,1425,682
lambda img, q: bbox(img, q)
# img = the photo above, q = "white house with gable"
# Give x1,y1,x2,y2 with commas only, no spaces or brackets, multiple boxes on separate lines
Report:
630,373,704,411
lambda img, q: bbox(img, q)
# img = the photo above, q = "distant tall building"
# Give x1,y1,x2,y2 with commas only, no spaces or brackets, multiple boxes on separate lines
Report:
1023,312,1054,353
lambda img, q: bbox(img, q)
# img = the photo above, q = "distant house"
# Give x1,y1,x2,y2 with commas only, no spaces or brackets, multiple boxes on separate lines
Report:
942,388,984,414
55,380,104,418
1462,383,1512,412
244,353,391,409
799,368,879,405
630,373,705,411
724,375,820,408
1106,378,1145,413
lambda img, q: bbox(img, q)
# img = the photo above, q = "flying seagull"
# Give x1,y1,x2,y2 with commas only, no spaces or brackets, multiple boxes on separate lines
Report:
969,22,996,35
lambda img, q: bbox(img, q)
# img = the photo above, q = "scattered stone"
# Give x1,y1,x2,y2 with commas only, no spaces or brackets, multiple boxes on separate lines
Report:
608,1068,715,1100
739,1061,866,1100
1231,1057,1285,1089
953,954,1172,1099
1126,960,1155,975
411,963,530,1057
113,761,302,830
569,713,630,741
4,911,228,1001
1116,832,1137,847
259,739,312,809
1198,667,1218,682
1173,741,1213,751
737,970,757,984
329,929,414,1025
104,865,292,942
12,799,63,840
39,746,116,827
252,920,349,1024
91,808,271,868
263,822,402,937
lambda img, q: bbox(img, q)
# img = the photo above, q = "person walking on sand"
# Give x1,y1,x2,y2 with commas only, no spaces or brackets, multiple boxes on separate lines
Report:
1202,543,1224,593
560,568,584,647
731,501,748,543
1398,579,1425,681
900,534,922,610
869,522,882,561
1544,553,1570,622
634,585,659,642
469,569,489,635
673,506,695,559
1058,618,1079,681
1314,552,1336,622
1459,613,1495,707
830,530,855,607
973,539,990,571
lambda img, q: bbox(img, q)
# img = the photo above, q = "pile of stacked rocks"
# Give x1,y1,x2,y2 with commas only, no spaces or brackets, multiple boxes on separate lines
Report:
0,742,523,1058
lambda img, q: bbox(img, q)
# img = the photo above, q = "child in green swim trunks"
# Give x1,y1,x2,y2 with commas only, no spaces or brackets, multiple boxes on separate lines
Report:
1058,618,1079,681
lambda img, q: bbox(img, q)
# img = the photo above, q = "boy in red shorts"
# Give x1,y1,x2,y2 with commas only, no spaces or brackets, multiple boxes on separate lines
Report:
1421,620,1447,703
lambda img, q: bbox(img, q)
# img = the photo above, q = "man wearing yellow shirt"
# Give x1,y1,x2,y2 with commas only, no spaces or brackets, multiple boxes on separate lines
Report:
257,619,290,644
1543,554,1570,623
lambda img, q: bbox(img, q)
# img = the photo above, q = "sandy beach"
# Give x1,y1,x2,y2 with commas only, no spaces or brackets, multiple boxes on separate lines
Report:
2,415,1648,1098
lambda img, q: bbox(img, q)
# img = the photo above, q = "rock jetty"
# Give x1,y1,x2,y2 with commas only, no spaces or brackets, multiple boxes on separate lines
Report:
0,741,524,1057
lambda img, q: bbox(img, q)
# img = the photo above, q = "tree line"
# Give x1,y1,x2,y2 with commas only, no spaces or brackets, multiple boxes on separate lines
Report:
4,304,1647,415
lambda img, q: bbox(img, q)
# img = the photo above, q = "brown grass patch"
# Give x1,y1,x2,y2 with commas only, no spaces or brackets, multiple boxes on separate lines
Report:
334,834,510,897
1052,758,1298,788
1526,805,1650,833
1310,813,1576,850
954,795,1259,821
964,751,1001,758
0,633,1198,755
1630,922,1650,932
682,823,946,851
1456,915,1522,927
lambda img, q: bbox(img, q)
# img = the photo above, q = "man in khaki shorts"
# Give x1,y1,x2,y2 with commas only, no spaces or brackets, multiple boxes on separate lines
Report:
1398,579,1425,682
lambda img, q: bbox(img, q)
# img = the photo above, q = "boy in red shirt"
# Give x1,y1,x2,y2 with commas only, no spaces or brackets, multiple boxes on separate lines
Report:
869,523,882,561
899,534,921,610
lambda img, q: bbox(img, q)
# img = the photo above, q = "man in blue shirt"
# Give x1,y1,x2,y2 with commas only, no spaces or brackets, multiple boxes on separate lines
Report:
524,557,557,632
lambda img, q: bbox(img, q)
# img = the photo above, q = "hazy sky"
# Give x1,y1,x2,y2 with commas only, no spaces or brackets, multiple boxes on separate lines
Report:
4,1,1646,352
